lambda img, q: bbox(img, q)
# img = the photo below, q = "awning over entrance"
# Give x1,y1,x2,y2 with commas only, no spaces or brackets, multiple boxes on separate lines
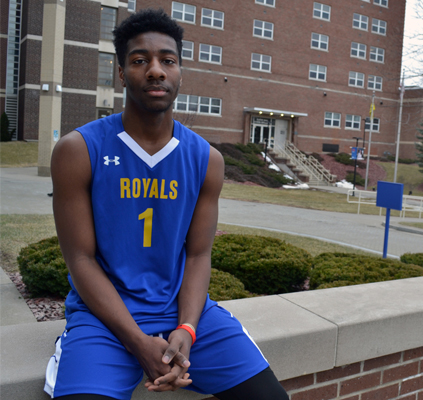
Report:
244,107,308,118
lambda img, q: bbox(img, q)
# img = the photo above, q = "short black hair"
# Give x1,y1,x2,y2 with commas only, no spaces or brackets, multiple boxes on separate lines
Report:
113,8,184,67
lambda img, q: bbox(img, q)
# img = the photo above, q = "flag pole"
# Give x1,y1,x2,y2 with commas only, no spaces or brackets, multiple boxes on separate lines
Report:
364,91,375,191
394,69,405,183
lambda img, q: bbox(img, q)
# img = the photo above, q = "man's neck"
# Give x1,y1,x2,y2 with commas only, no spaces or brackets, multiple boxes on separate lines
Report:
121,106,174,156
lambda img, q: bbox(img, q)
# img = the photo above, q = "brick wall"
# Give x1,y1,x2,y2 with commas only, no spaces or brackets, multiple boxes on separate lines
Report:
204,347,423,400
280,347,423,400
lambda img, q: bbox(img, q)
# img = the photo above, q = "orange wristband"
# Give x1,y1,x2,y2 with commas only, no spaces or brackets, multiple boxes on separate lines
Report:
176,323,196,345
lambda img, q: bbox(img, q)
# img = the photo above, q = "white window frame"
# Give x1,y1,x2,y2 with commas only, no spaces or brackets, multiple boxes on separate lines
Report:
372,18,387,35
182,40,194,60
172,2,196,24
351,42,366,59
98,52,114,87
127,0,136,12
353,13,368,31
255,0,275,7
365,118,380,132
309,64,327,81
253,20,274,40
201,8,224,29
374,0,388,7
368,75,383,91
370,46,385,63
349,71,365,88
311,33,329,51
251,53,272,72
324,112,341,128
174,94,222,115
100,6,117,41
313,2,331,21
199,43,222,64
345,115,361,130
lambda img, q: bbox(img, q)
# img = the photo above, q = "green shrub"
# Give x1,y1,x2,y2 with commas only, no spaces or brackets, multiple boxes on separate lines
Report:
211,234,311,295
400,253,423,268
310,253,423,290
18,236,70,298
223,156,257,174
244,153,266,166
387,155,417,164
335,152,355,166
208,268,257,301
345,172,365,186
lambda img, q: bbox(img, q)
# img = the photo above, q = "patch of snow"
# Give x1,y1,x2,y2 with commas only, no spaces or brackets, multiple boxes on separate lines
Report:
283,183,310,190
335,179,354,189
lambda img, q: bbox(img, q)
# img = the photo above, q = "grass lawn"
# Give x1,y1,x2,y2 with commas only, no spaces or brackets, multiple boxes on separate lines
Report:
398,222,423,230
218,223,376,257
377,162,423,196
0,214,56,272
220,183,421,217
1,141,38,167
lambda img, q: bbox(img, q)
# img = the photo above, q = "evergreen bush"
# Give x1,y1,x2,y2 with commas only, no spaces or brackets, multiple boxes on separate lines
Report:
310,253,423,290
208,268,257,301
211,234,311,295
18,236,70,297
400,253,423,268
1,112,14,142
345,172,365,186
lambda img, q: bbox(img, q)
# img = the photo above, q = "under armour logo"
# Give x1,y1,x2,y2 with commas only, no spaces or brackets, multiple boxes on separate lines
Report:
104,156,120,166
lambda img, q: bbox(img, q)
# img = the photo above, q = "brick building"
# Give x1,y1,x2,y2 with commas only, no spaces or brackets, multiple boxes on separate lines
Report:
2,0,420,159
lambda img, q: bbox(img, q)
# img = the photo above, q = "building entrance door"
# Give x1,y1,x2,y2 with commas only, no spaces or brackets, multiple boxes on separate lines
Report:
274,119,289,150
250,117,275,148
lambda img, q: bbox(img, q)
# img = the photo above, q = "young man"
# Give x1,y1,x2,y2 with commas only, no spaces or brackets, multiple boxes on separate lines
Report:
44,8,288,400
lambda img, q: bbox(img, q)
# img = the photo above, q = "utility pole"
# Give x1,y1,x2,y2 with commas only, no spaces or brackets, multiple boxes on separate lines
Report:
364,91,375,191
394,69,405,183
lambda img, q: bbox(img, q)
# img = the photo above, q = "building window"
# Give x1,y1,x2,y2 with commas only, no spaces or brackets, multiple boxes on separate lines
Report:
251,53,272,72
353,13,368,30
172,2,196,24
253,20,274,39
311,33,329,51
182,40,194,60
199,44,222,64
127,0,136,12
374,0,388,7
370,46,385,63
349,71,365,88
372,19,387,35
313,2,331,21
351,42,366,59
345,115,361,130
201,8,224,29
174,94,222,115
100,7,116,41
368,75,383,91
309,64,327,81
98,53,114,86
324,112,341,128
255,0,275,7
365,118,380,131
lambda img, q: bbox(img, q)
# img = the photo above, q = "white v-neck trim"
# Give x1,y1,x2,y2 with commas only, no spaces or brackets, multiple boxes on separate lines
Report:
117,131,180,168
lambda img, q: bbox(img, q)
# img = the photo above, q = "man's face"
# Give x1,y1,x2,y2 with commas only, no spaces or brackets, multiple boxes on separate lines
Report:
119,31,182,113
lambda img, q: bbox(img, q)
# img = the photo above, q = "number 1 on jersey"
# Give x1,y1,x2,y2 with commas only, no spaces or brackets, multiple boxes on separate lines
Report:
138,208,153,247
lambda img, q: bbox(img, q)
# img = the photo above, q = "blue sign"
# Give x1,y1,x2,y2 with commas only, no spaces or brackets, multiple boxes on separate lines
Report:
376,181,403,210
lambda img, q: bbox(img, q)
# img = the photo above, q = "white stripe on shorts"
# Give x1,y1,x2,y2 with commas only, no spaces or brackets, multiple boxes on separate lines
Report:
44,332,66,398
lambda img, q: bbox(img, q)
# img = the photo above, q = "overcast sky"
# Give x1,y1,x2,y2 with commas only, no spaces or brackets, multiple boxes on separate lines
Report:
403,0,423,86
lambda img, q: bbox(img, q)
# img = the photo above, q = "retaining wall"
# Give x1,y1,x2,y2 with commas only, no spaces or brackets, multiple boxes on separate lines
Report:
2,277,423,400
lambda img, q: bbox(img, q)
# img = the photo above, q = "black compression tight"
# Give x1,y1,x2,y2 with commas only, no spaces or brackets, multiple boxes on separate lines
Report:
55,367,289,400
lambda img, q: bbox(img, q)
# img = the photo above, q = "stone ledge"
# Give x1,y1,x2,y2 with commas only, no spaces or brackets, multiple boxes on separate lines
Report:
1,277,423,400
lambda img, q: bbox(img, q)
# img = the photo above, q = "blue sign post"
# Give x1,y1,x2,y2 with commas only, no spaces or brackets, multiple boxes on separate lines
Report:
376,181,404,258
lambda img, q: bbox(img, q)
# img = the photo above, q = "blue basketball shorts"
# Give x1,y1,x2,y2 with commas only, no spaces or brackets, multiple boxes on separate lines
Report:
44,305,269,399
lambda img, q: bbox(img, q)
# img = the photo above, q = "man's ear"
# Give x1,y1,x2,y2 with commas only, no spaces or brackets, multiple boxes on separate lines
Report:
118,66,126,87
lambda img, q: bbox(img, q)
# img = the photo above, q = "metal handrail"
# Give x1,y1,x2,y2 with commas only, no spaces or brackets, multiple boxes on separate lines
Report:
347,189,423,218
273,143,336,184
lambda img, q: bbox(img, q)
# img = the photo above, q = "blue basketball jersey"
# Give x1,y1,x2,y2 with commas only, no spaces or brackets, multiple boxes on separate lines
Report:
64,113,217,334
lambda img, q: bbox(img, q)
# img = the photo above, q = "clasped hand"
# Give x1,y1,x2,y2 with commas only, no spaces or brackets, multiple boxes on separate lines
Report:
141,329,193,392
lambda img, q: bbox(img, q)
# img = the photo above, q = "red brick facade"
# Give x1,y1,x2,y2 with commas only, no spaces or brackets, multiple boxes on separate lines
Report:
1,0,420,159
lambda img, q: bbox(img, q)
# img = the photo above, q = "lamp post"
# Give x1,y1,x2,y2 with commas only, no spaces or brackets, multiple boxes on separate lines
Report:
352,136,362,196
